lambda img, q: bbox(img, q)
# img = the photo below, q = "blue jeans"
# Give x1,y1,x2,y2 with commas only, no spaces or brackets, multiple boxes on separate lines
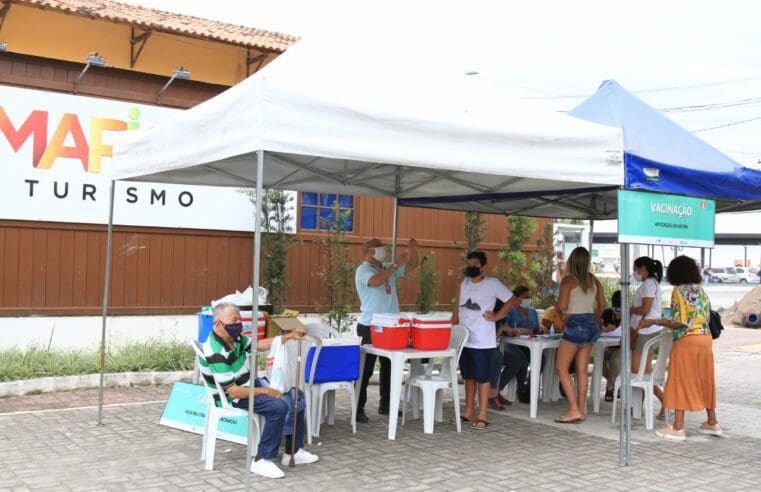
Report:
489,346,529,391
562,313,600,346
233,388,306,460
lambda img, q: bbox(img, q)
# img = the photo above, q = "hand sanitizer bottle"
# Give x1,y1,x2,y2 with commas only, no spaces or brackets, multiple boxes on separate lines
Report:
549,326,555,336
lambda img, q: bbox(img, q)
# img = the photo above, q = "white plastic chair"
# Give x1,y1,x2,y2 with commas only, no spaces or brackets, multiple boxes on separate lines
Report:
301,325,359,438
280,334,322,445
401,325,469,433
611,332,672,430
190,340,262,471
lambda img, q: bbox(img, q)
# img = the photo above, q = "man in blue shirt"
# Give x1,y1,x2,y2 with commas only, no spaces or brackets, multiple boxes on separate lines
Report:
355,237,418,422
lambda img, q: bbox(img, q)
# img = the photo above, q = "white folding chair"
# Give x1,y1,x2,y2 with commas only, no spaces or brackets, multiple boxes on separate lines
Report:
611,332,672,430
401,325,469,434
190,340,263,471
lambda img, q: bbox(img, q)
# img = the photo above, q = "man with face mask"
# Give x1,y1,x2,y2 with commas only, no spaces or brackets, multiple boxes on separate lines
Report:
355,237,419,422
199,302,316,479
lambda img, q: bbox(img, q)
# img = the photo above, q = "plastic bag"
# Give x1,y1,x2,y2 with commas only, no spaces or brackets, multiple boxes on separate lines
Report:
265,336,288,393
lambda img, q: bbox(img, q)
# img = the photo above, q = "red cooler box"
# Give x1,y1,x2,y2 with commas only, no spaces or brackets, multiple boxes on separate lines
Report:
370,314,411,349
241,311,267,340
411,314,452,350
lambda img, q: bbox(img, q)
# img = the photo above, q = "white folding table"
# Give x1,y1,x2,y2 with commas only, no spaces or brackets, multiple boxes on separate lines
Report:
591,335,621,413
356,345,461,440
500,336,560,419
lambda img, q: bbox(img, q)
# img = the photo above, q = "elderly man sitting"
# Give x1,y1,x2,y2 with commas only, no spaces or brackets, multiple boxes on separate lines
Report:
199,302,318,479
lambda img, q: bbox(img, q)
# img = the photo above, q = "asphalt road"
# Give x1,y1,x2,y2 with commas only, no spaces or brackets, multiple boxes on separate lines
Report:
661,283,757,310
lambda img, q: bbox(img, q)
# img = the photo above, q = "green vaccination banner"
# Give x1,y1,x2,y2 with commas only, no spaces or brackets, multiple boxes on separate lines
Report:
617,190,715,247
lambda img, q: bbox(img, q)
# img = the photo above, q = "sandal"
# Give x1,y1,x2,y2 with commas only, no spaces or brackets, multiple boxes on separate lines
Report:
604,390,614,402
496,394,512,406
488,397,504,411
554,415,582,424
471,419,490,430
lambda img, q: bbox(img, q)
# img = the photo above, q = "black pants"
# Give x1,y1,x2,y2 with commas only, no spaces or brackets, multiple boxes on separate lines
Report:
357,323,391,412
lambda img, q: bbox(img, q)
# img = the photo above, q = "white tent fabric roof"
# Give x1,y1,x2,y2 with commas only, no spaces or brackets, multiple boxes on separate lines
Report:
111,38,622,208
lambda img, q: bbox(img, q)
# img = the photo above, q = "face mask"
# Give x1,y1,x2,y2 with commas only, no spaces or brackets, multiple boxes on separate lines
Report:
224,322,243,340
464,266,481,278
633,272,643,282
520,299,532,309
613,308,622,315
373,247,386,262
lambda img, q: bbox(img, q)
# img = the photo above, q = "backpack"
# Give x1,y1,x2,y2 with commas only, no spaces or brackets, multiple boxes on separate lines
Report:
708,310,723,340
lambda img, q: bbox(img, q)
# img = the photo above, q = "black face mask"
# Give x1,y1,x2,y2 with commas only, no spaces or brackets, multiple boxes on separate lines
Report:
224,322,244,340
464,266,482,278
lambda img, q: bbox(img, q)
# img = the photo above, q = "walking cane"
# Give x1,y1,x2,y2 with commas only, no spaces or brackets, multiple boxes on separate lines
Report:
290,336,303,467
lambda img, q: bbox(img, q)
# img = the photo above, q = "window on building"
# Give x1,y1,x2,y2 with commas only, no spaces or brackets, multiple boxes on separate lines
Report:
299,193,354,232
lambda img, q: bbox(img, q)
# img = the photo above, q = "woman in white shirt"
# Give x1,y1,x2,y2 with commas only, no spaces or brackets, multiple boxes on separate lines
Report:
631,256,666,418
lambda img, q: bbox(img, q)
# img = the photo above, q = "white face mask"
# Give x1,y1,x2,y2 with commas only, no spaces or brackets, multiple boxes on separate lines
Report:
372,246,386,262
633,271,643,282
520,299,532,309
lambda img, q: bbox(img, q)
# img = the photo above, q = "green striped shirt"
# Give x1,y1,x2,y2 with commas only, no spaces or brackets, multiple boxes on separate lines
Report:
199,331,252,405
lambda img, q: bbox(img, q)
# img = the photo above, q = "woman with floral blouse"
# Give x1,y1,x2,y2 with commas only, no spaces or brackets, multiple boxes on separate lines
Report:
639,255,722,441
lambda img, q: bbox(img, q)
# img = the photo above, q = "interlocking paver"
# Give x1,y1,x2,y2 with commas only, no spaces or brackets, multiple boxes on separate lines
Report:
2,330,761,490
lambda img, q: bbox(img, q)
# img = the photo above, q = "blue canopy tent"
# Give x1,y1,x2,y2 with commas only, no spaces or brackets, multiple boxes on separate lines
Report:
400,80,761,217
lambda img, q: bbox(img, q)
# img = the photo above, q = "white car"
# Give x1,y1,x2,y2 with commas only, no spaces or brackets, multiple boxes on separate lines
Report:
733,267,760,284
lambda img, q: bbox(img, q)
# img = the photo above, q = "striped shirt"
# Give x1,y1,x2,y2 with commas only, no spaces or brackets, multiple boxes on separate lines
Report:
199,331,253,406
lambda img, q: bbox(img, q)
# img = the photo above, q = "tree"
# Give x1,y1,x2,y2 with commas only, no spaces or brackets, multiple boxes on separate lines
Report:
415,252,439,313
530,222,555,308
318,201,357,332
241,188,299,313
496,216,537,289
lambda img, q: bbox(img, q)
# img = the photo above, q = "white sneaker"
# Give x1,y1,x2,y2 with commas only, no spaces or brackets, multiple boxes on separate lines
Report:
656,425,686,442
698,422,724,436
281,448,319,466
250,458,285,479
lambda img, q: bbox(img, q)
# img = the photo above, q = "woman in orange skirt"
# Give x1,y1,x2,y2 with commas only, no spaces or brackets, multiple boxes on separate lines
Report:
639,256,722,441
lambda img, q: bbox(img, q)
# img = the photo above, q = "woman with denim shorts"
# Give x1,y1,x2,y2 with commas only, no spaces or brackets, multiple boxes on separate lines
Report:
554,247,605,423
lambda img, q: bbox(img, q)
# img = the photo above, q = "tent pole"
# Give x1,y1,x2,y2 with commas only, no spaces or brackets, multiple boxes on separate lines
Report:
246,151,264,481
619,242,632,465
97,180,116,425
588,218,595,251
391,166,401,261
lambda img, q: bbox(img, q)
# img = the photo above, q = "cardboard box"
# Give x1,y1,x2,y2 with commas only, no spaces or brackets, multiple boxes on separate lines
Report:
267,309,307,337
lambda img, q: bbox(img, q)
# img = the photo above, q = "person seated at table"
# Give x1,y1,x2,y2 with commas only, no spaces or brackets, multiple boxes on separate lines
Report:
601,290,622,402
540,306,566,333
200,302,318,479
487,286,539,407
452,251,521,429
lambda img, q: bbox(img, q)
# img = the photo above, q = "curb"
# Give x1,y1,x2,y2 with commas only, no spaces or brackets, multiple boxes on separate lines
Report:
0,371,193,398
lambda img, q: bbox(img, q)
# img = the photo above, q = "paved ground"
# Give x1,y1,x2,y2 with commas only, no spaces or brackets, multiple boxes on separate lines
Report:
2,328,761,491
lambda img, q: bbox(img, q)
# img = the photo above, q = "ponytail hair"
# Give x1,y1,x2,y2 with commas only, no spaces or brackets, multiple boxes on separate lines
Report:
634,256,663,283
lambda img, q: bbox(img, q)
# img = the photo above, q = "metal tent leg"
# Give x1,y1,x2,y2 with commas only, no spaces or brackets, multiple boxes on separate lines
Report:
97,180,116,425
619,243,632,465
246,151,264,482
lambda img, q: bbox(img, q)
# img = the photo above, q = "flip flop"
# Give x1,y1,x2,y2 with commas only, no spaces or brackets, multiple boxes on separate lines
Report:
450,416,470,425
471,419,490,430
554,416,582,424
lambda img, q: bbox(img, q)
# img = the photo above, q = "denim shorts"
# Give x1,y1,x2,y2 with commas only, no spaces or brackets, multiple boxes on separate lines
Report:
562,313,600,346
459,347,493,383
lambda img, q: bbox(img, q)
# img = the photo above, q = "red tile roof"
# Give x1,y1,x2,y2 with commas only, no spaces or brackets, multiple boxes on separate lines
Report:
11,0,299,52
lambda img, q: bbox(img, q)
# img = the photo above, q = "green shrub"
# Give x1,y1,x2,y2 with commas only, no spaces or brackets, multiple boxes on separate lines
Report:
0,340,195,382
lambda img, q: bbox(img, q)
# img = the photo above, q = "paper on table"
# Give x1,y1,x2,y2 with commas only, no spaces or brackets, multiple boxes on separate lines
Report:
601,326,622,338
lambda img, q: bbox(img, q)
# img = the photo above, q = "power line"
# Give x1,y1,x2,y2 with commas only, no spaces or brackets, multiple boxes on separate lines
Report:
692,115,761,132
659,96,761,113
521,76,761,100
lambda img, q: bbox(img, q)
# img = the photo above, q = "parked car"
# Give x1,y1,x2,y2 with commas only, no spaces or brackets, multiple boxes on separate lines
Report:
733,267,760,284
710,267,731,283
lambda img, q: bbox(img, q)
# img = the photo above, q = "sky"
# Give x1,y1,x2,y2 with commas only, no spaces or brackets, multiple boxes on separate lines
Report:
123,0,761,266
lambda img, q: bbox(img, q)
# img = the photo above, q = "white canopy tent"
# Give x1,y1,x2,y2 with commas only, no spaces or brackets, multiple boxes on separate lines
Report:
103,38,624,474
